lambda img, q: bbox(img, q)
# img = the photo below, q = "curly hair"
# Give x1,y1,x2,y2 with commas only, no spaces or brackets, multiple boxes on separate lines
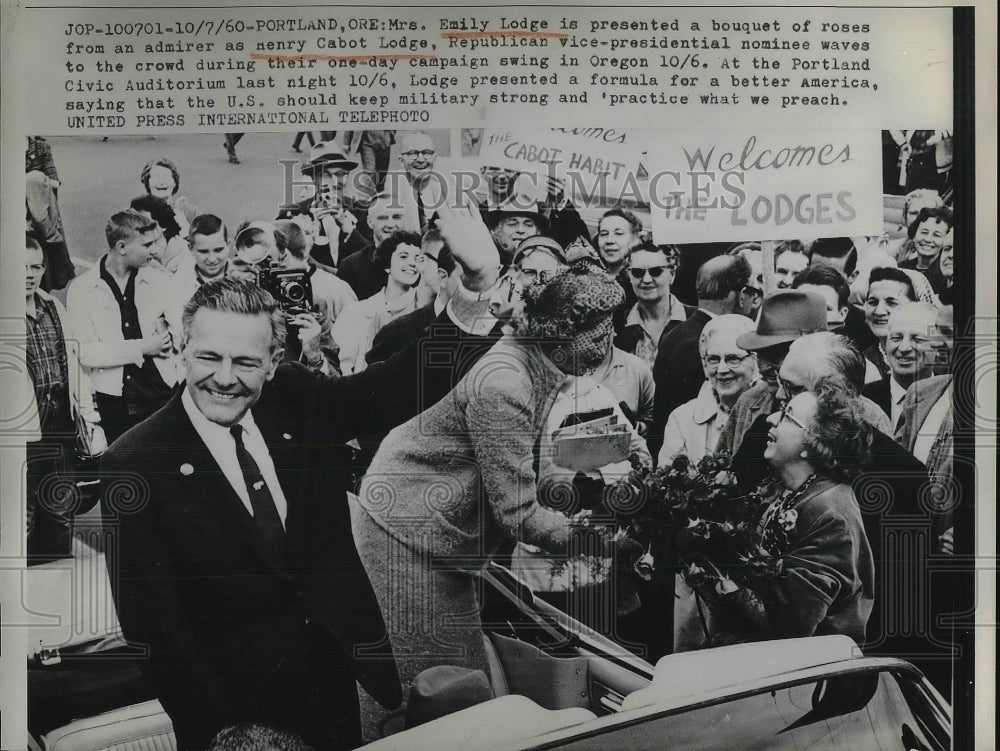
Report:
521,261,624,339
598,208,644,237
802,375,872,484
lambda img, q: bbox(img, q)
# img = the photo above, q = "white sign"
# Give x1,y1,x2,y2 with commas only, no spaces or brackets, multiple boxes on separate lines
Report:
646,129,883,243
479,128,645,202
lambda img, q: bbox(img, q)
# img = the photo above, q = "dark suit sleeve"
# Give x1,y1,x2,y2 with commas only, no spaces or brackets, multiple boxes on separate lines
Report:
365,318,401,365
649,325,704,459
729,414,773,492
100,449,239,742
545,201,590,249
312,314,496,449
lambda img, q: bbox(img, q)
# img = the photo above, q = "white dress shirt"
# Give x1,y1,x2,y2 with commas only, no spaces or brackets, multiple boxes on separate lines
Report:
181,388,288,527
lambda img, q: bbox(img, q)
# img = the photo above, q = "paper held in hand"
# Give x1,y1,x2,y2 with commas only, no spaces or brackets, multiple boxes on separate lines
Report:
552,414,631,473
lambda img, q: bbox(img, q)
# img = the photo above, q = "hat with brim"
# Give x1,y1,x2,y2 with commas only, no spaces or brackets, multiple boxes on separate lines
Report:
487,195,549,234
379,666,494,738
736,290,828,351
513,235,567,267
301,141,358,175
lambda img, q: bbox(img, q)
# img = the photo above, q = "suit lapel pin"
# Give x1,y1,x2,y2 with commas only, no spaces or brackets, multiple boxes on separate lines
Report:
180,463,194,476
253,480,265,491
282,433,292,440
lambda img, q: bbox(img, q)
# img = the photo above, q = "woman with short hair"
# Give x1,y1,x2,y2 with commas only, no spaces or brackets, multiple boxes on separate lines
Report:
725,378,874,644
332,231,423,374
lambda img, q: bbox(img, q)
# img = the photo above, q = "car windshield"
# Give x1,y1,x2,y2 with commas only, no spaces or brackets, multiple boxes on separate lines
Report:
532,668,950,751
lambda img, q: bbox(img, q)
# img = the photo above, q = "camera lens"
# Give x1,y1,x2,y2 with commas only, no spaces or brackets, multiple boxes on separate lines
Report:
281,280,307,303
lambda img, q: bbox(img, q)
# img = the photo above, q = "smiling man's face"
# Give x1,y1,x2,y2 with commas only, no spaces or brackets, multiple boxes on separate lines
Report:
182,308,282,426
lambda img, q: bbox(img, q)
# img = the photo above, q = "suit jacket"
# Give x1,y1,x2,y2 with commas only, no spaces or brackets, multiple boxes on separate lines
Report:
894,374,954,537
731,412,931,652
840,304,876,352
355,307,503,471
277,196,371,270
862,376,892,418
752,479,874,645
337,242,385,301
648,308,709,458
366,302,437,365
102,364,402,750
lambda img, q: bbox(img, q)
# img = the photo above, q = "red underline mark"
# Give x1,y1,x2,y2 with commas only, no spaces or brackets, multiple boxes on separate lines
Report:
440,31,569,39
249,52,438,62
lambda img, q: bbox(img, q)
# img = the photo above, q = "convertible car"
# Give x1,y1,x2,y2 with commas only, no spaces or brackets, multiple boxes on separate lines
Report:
26,554,951,751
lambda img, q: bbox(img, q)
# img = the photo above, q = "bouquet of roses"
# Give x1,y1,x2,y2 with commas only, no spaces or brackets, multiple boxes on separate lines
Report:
607,452,786,641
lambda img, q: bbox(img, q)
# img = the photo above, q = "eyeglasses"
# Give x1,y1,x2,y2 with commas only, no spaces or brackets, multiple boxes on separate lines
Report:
703,353,752,368
778,402,809,430
629,266,672,280
518,268,556,285
778,376,807,400
401,150,436,158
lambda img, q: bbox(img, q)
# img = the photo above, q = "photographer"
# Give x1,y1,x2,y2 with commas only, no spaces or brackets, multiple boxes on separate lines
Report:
277,143,371,273
229,220,336,375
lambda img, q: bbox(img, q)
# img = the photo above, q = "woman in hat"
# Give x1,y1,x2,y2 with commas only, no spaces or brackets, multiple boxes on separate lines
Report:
351,262,637,693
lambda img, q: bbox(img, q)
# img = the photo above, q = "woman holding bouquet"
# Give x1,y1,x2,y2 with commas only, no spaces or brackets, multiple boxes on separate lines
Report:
703,377,875,645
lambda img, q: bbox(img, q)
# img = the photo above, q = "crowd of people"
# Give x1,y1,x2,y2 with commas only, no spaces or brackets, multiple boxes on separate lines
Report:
23,130,961,750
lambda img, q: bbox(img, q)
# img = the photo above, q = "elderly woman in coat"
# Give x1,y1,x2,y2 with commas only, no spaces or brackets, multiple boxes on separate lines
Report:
696,377,876,647
351,263,634,692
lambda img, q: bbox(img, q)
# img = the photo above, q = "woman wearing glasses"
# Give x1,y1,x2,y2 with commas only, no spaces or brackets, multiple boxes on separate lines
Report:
615,241,691,367
658,315,758,467
665,314,758,651
701,377,875,647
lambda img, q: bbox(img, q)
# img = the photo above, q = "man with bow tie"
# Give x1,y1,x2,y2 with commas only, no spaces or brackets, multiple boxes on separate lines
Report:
100,205,500,751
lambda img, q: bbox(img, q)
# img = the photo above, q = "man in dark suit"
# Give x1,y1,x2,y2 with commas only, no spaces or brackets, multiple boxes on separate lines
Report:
336,193,407,300
729,332,942,683
649,254,750,459
102,206,500,751
277,142,371,273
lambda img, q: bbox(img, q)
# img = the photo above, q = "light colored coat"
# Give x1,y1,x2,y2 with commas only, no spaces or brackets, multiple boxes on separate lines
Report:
357,336,575,559
66,259,184,396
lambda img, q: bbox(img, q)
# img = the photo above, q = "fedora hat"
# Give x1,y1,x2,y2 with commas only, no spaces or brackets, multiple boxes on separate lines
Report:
301,141,359,174
736,290,828,351
379,666,494,738
487,195,550,233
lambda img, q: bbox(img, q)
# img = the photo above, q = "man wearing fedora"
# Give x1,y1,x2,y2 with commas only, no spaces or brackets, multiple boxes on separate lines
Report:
487,195,550,267
727,329,936,687
278,142,371,272
715,290,829,458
